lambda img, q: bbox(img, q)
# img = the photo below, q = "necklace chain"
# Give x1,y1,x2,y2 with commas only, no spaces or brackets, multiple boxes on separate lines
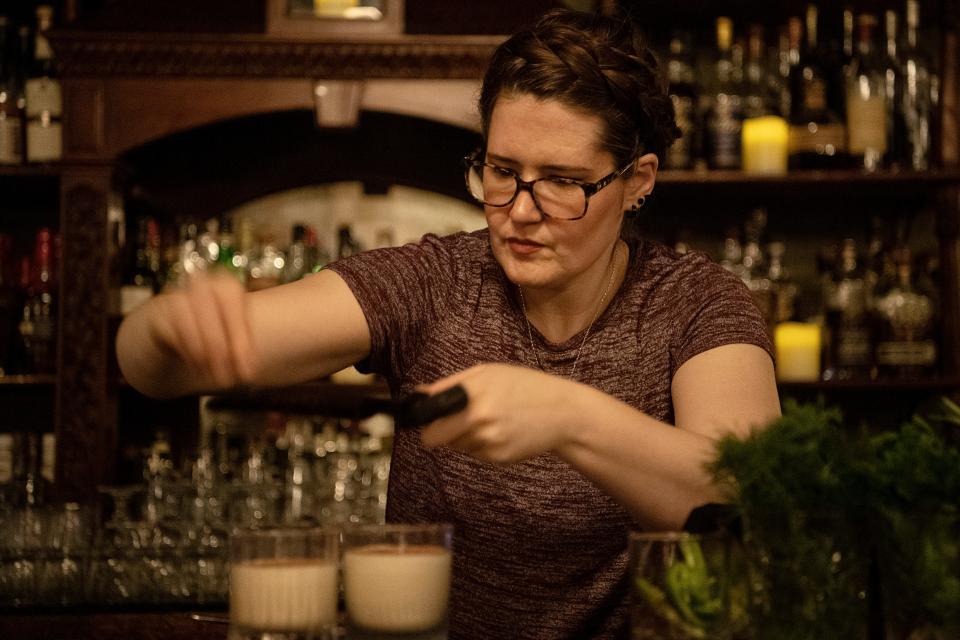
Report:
518,243,622,380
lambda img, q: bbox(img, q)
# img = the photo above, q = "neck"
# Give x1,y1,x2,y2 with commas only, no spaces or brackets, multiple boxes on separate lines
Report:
520,240,626,344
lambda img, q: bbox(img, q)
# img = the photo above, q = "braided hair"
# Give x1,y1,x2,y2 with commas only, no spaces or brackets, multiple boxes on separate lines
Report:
478,9,680,168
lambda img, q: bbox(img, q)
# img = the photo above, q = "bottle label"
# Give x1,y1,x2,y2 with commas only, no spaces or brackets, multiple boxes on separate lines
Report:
876,340,936,367
847,93,888,155
788,123,847,155
802,76,828,112
25,78,63,118
26,120,62,162
0,115,23,164
0,433,13,484
41,433,55,484
836,327,872,367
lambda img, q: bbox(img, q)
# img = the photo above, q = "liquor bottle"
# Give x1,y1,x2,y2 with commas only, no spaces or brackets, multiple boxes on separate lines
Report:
770,25,792,120
120,216,161,314
767,241,798,324
337,224,362,259
25,5,62,163
14,25,29,164
19,229,57,374
217,215,244,279
247,233,285,291
899,0,933,171
873,246,937,379
0,432,13,503
741,209,774,331
664,30,697,170
284,224,308,283
305,226,329,274
823,239,872,380
0,15,24,165
883,10,905,169
841,6,854,73
719,227,745,280
743,24,772,118
788,5,847,169
705,17,743,170
846,14,888,172
0,234,18,375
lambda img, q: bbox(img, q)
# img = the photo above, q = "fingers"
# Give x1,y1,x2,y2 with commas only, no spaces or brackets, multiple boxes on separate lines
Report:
208,273,258,383
152,271,256,389
421,364,485,395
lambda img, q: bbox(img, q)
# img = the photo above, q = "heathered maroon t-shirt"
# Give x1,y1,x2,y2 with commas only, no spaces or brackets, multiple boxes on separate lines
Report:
328,229,773,639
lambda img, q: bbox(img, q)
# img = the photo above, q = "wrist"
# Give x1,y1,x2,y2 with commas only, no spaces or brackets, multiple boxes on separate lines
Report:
551,378,599,458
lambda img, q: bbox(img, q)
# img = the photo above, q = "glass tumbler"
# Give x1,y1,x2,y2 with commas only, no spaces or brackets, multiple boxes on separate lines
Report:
228,526,340,640
342,523,454,640
629,531,747,640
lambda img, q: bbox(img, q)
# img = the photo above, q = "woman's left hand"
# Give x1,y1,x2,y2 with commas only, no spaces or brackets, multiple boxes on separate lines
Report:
419,363,576,464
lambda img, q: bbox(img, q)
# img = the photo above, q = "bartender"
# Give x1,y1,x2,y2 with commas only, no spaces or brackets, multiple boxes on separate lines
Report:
117,8,780,639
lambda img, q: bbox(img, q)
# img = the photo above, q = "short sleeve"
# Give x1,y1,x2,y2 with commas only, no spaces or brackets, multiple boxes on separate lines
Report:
669,254,775,375
326,233,463,378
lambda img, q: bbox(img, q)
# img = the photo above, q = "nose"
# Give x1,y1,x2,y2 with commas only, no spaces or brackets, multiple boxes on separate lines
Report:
508,185,544,224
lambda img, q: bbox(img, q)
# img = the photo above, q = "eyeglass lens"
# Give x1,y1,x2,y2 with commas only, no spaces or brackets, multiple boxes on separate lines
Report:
467,164,586,220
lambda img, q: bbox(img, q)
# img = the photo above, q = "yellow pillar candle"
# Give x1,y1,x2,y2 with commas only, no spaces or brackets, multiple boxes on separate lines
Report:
774,322,822,382
742,116,789,175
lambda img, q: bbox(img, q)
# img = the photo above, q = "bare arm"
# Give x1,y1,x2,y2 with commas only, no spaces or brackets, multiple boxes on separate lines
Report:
420,343,780,531
555,344,780,529
116,269,371,398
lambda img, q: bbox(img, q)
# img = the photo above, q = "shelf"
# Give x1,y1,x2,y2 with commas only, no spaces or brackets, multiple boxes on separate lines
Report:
778,378,960,393
0,374,56,386
659,169,960,186
0,164,61,178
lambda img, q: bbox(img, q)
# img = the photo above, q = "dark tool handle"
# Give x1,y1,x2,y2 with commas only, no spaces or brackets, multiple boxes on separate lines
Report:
396,385,469,428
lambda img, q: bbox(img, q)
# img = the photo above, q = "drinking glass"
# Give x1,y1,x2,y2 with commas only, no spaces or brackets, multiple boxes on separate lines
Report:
629,531,747,640
341,523,454,640
228,526,340,640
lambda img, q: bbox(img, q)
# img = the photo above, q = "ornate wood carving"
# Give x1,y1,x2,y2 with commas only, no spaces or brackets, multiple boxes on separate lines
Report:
57,171,115,501
50,32,501,80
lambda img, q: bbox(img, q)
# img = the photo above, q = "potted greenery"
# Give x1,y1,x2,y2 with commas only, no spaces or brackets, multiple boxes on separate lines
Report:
708,400,960,640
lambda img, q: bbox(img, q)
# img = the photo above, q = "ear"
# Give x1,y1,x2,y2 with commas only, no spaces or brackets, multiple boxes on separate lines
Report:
620,152,659,211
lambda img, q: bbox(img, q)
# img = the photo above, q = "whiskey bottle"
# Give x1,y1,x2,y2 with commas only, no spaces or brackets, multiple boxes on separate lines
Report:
846,14,888,171
25,5,62,163
788,5,847,169
19,228,57,374
120,216,161,314
823,239,872,380
899,0,933,170
743,24,773,118
705,17,743,170
882,10,906,169
873,247,937,379
664,30,697,169
0,15,24,165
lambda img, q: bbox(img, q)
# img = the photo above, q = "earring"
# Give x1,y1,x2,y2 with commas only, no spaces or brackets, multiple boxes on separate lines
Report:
629,195,647,213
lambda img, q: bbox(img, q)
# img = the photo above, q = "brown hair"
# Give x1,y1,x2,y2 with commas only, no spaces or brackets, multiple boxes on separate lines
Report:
478,9,680,167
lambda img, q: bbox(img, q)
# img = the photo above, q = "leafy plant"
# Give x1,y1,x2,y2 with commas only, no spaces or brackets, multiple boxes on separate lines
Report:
709,398,960,639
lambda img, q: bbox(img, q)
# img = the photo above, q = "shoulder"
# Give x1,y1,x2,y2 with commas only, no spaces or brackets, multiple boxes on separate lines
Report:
633,240,744,294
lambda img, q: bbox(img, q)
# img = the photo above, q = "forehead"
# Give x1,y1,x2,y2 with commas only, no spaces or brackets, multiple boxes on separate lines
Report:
486,93,608,166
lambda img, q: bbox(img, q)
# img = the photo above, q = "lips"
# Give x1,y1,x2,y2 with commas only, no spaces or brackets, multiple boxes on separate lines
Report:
506,238,544,255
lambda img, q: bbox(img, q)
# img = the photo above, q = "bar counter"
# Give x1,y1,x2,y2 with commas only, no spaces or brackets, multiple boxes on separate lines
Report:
0,610,229,640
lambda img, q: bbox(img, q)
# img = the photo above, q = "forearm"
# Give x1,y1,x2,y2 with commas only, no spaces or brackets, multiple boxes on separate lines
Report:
553,384,723,531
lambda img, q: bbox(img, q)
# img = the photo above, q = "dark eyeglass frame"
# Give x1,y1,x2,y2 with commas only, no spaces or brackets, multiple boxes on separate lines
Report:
462,154,635,221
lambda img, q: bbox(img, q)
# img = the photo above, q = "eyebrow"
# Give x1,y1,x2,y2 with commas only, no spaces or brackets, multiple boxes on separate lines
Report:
486,153,592,174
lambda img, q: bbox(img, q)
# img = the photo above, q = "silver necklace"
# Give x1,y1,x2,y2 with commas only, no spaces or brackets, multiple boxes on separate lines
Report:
517,243,622,380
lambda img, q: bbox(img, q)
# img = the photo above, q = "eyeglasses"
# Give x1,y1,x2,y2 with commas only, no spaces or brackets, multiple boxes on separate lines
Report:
463,154,634,221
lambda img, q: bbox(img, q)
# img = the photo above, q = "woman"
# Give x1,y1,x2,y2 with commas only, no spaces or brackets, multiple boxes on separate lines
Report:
117,9,780,638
